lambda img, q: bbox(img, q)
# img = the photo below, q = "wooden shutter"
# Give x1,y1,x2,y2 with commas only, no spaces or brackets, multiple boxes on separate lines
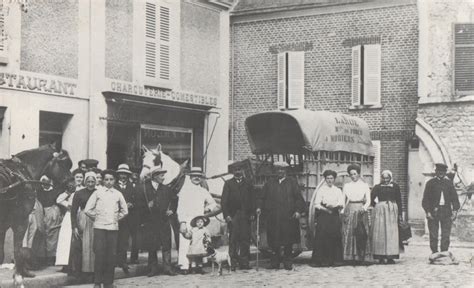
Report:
145,1,157,80
277,53,286,109
158,4,170,81
351,45,361,105
372,140,381,185
288,51,305,109
454,23,474,95
0,2,7,58
363,44,381,105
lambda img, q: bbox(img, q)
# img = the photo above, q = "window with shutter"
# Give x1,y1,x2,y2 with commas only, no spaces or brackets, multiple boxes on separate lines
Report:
277,53,286,109
371,140,381,185
0,2,8,63
454,23,474,95
351,44,381,106
288,51,305,109
277,51,304,110
143,0,174,88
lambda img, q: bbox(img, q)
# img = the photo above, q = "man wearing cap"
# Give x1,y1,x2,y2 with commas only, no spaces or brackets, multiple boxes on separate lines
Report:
176,167,217,274
136,166,177,276
422,163,460,254
115,164,138,272
78,159,99,173
221,169,255,270
256,161,305,270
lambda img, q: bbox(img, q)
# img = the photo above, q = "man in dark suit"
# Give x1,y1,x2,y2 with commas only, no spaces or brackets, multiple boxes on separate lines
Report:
256,162,305,270
136,166,177,277
221,169,255,270
115,163,137,273
422,163,460,254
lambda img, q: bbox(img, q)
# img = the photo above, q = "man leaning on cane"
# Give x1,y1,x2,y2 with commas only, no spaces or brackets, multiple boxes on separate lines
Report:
422,163,460,254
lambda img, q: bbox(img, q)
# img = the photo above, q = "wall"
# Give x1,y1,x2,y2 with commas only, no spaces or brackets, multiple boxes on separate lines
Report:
231,3,419,209
20,0,79,79
105,0,133,82
180,2,221,97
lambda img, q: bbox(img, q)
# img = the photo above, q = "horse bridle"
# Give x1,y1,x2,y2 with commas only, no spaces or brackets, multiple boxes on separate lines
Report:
0,151,67,196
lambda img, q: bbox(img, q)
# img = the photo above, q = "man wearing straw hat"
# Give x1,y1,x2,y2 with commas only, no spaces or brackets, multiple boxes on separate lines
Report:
256,161,305,270
176,167,217,274
136,166,177,277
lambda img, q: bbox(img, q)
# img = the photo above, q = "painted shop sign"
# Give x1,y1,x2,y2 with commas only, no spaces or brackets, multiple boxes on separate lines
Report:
107,79,218,107
0,72,77,96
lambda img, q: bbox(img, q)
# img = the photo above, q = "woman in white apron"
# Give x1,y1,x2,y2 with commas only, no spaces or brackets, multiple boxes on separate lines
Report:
55,178,76,268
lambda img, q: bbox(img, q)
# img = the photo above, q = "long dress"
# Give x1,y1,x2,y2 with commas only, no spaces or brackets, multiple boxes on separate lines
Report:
71,188,96,273
342,179,372,262
371,182,401,259
311,184,344,265
55,192,75,265
176,176,216,270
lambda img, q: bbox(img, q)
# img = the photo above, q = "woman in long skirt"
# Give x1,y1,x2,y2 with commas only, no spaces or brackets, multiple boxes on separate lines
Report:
309,170,344,267
371,170,402,264
342,164,372,263
71,171,97,277
55,178,76,269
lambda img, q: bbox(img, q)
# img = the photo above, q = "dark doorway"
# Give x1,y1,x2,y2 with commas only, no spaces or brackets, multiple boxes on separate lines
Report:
107,123,140,171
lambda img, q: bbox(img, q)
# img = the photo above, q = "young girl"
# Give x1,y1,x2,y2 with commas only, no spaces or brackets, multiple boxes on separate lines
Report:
185,215,211,274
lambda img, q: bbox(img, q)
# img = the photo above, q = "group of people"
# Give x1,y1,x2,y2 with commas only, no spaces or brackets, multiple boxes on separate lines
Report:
21,156,460,286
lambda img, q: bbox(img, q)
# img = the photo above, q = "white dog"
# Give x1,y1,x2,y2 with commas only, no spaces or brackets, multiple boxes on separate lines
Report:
207,248,232,276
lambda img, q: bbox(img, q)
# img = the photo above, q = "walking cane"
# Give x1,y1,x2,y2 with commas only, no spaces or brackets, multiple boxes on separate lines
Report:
256,213,260,271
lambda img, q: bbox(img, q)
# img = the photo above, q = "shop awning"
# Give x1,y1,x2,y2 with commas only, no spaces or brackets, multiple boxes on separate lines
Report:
245,109,373,155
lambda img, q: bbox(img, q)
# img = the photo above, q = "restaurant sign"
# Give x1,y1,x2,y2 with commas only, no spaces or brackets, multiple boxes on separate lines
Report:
0,72,77,97
106,79,218,108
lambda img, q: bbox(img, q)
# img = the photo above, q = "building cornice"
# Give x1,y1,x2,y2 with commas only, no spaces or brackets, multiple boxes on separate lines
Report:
231,0,416,24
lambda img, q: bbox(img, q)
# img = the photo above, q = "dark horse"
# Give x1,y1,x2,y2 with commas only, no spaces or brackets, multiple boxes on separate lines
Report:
0,143,72,276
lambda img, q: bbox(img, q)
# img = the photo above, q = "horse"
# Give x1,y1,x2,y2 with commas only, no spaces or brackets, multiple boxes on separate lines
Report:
0,143,73,276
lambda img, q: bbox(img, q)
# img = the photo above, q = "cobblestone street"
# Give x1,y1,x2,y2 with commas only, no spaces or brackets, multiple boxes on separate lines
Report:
67,245,473,288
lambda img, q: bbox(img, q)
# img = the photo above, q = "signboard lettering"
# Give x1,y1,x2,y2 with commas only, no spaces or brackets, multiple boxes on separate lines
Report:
0,72,77,96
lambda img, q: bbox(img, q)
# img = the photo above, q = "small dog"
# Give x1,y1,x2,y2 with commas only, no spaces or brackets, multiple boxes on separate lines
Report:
206,247,231,276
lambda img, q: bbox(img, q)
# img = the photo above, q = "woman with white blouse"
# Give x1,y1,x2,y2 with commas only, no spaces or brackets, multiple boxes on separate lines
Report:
342,164,371,264
309,170,344,267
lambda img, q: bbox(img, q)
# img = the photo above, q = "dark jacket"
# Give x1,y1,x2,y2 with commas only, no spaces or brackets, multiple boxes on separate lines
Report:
115,181,137,219
422,177,460,215
221,178,255,219
257,177,305,247
370,182,402,214
135,180,177,225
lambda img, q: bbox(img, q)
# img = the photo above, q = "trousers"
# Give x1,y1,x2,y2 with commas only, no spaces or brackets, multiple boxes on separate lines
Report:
93,229,118,285
228,211,251,267
427,206,453,253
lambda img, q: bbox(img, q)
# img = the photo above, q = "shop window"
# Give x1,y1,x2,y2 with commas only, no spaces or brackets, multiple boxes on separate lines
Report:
352,44,381,107
454,23,474,96
277,51,305,110
39,111,71,148
141,124,193,166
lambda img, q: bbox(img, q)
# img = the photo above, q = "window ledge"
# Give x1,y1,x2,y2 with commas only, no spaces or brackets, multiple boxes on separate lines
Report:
0,56,9,65
348,104,383,110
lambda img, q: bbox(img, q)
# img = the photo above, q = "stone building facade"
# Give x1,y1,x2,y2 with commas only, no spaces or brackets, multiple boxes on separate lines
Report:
230,0,419,215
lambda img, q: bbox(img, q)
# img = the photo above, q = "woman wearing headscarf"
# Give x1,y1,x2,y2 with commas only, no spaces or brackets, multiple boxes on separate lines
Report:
309,170,344,267
55,177,76,271
342,164,371,264
36,175,62,265
371,170,402,264
70,171,97,278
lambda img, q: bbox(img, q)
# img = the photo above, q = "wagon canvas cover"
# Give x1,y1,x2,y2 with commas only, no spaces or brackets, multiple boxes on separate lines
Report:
245,110,373,156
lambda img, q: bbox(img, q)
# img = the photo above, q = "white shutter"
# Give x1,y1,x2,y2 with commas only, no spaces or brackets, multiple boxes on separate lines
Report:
0,2,7,58
145,1,158,80
372,140,381,185
158,3,170,81
363,44,381,105
277,53,286,109
288,51,305,109
351,45,361,105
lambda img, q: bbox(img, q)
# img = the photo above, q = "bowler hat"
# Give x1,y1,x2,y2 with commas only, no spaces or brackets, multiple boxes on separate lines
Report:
190,215,210,227
116,163,132,175
435,163,448,171
150,166,167,176
188,167,205,177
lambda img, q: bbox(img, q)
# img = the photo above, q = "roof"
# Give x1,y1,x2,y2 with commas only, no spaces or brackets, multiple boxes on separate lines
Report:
245,109,373,155
231,0,365,15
